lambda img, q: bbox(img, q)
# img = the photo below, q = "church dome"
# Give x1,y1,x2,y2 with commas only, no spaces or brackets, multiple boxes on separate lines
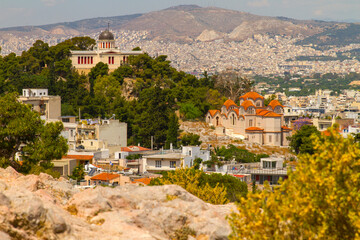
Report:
99,30,114,40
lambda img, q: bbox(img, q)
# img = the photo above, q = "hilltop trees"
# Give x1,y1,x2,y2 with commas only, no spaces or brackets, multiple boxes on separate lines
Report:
228,127,360,239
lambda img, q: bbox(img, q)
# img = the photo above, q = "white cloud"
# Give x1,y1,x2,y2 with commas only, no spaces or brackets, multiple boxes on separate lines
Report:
247,0,270,8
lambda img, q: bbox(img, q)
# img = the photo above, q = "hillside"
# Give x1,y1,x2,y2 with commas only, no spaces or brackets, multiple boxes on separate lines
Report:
296,23,360,47
0,167,233,239
0,5,345,43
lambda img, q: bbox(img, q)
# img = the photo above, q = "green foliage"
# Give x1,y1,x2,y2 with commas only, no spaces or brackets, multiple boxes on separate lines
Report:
228,127,360,239
166,113,180,149
289,125,321,154
193,157,203,170
151,167,229,204
0,37,232,150
180,133,202,146
69,164,85,182
126,154,141,160
214,144,269,163
264,94,276,106
151,167,247,203
199,173,248,202
0,93,68,173
0,93,43,163
179,102,202,120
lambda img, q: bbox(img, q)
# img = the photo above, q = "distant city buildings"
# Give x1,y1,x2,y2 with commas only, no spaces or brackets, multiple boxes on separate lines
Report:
2,31,360,75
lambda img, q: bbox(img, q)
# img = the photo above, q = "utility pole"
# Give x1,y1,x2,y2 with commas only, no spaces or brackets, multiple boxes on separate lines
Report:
151,136,153,150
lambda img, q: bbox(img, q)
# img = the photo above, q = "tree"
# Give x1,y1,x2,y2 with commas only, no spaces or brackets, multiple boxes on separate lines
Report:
179,103,202,120
289,125,321,154
0,93,68,172
151,167,229,205
166,113,180,149
228,127,360,239
69,164,85,182
0,93,43,164
180,133,202,146
88,62,109,96
22,121,68,167
193,157,203,170
264,94,276,106
214,71,253,100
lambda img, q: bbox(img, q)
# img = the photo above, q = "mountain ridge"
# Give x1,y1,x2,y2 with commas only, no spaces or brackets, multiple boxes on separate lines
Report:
0,5,353,44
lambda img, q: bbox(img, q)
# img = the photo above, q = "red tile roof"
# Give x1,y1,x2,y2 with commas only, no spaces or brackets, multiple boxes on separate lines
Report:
223,99,237,109
246,127,264,131
208,110,220,117
241,100,255,110
91,173,120,181
256,109,281,117
63,155,93,160
268,100,283,110
120,146,151,152
132,178,152,185
281,126,292,131
239,92,264,100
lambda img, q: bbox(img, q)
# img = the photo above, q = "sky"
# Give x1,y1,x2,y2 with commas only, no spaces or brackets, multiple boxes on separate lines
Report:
0,0,360,29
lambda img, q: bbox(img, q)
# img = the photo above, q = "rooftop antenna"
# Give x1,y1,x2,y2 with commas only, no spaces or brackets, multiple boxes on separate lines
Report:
107,22,110,31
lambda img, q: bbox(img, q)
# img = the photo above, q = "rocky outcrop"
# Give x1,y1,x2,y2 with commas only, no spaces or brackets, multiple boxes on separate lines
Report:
0,167,235,239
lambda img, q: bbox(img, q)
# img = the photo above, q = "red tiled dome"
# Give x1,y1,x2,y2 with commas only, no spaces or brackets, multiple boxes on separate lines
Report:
239,92,264,100
223,99,237,109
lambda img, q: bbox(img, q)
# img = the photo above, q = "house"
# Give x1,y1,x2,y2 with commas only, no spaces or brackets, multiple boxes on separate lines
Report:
114,146,152,173
141,146,211,173
70,28,143,74
18,88,61,121
142,152,182,173
86,172,130,186
205,92,292,146
60,116,77,151
76,119,127,150
52,158,77,177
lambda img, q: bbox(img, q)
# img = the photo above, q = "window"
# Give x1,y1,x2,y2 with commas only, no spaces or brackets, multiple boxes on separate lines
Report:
119,153,121,159
155,160,162,168
91,141,93,146
189,151,192,156
70,130,73,137
170,161,176,168
232,114,235,125
249,119,253,127
272,161,276,168
91,56,93,64
78,57,80,64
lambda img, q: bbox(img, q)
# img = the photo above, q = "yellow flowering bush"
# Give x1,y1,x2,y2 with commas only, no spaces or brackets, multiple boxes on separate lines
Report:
228,127,360,239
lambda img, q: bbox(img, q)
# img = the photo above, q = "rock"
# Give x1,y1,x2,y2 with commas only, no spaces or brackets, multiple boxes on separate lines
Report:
0,231,11,240
0,169,233,239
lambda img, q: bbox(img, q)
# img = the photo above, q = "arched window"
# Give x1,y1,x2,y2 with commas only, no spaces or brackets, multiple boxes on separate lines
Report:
232,114,235,125
216,117,219,126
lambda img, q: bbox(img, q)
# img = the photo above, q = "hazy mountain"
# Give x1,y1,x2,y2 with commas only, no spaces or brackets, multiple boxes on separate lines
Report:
0,5,354,44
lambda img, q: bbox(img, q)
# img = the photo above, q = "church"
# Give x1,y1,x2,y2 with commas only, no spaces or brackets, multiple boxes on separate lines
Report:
70,28,143,74
205,92,292,146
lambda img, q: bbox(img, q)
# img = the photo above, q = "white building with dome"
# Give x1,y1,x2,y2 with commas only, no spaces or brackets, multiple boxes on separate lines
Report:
70,29,143,74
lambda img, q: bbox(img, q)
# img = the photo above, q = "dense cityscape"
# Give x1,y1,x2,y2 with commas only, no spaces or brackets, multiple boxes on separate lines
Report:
2,30,360,76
